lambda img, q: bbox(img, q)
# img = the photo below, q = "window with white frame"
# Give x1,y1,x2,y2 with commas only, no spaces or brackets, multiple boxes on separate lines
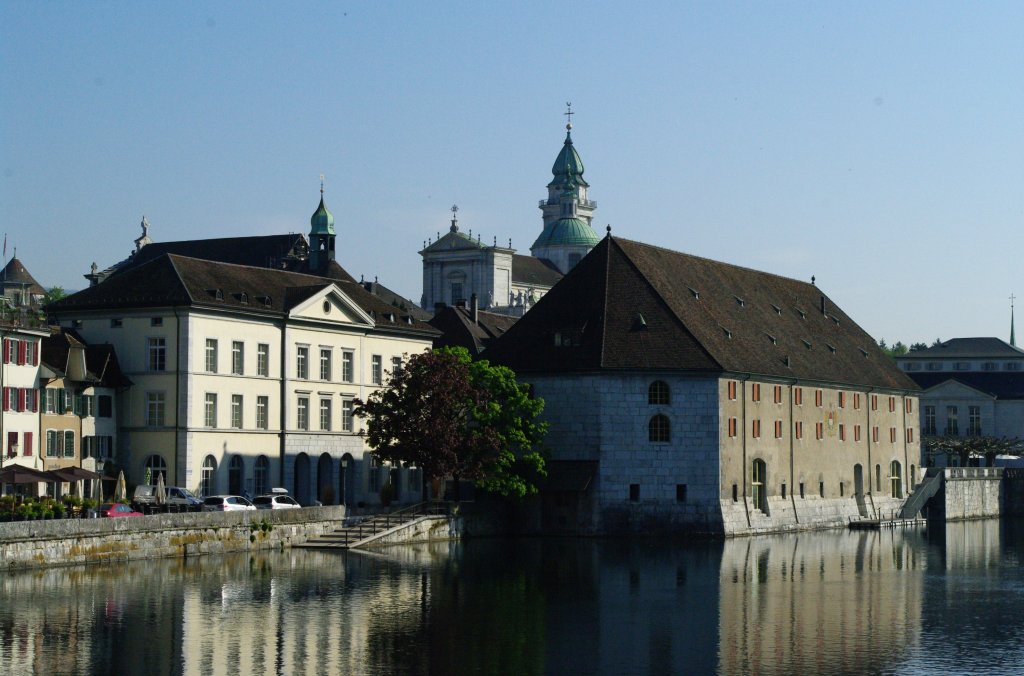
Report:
46,430,61,457
945,406,959,435
391,356,402,377
320,348,332,381
968,406,981,436
205,339,218,373
205,393,218,428
232,341,244,375
257,343,269,377
342,351,354,383
63,431,74,458
297,396,309,430
231,394,243,429
371,355,383,385
320,398,332,431
146,392,165,427
256,396,268,430
341,399,353,432
296,346,309,379
924,406,936,435
147,337,167,371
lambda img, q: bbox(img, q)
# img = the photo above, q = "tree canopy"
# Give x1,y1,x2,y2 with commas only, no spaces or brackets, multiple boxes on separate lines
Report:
43,286,66,306
923,435,1023,466
353,346,547,499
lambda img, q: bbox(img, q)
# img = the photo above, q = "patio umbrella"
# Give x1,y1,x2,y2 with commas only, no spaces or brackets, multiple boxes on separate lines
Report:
51,467,103,499
155,472,167,506
114,471,127,502
0,465,53,484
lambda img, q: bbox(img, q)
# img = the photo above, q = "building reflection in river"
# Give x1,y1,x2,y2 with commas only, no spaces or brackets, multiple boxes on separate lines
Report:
0,523,1007,674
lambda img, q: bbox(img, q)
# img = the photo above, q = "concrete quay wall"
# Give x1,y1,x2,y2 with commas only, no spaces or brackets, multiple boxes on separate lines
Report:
934,468,1003,521
0,506,347,571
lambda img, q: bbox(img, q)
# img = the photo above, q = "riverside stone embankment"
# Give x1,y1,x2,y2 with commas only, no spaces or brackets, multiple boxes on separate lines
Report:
0,506,346,570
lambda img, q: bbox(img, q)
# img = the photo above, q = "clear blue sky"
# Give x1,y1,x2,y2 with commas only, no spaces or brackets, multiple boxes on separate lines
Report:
2,1,1022,346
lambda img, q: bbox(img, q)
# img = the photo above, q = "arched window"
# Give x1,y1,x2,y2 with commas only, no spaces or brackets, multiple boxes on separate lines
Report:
648,381,670,405
648,414,670,443
144,454,167,485
254,456,270,496
228,455,244,495
876,464,882,493
890,460,903,499
201,455,217,497
752,459,768,513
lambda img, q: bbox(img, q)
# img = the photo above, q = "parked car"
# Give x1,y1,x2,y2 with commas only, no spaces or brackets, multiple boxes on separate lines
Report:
132,485,203,512
201,495,256,512
98,503,143,518
253,494,301,510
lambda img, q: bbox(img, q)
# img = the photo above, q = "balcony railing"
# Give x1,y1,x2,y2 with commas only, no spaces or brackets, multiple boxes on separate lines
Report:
539,199,597,209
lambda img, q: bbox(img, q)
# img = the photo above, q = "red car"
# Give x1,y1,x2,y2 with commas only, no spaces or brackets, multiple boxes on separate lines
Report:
98,503,143,518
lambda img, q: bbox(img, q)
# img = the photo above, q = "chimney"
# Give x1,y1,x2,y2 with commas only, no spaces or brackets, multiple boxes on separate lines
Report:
471,293,479,324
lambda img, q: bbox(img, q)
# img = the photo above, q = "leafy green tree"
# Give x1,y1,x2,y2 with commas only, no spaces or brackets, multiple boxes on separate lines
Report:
923,435,1023,467
909,342,928,352
42,286,66,306
354,346,547,499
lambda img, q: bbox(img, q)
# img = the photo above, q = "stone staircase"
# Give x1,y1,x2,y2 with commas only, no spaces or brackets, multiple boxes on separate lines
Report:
898,470,943,519
296,502,449,550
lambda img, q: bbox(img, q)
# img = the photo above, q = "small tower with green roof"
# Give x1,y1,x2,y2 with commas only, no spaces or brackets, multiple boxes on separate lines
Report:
531,105,600,274
309,179,336,272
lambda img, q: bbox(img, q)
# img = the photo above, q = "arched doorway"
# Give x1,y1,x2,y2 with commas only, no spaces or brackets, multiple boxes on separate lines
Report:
254,455,270,496
890,461,903,499
294,453,310,505
339,453,354,507
751,459,768,514
201,455,217,497
144,454,167,485
853,464,868,517
317,453,334,505
228,455,244,495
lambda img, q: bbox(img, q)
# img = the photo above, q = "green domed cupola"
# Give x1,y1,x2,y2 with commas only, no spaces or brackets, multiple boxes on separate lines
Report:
550,126,586,185
309,179,336,272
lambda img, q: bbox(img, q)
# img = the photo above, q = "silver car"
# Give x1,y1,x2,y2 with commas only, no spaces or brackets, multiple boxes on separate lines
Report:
253,494,301,510
201,495,256,512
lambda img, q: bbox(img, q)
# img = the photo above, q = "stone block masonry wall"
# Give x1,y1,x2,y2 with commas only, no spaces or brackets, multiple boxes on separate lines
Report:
936,468,1002,521
0,506,346,571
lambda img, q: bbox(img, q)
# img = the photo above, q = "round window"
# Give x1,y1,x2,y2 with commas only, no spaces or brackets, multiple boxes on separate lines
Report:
323,300,331,314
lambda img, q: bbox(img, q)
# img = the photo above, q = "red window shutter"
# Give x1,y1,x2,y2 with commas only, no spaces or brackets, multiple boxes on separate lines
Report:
1,387,8,412
17,388,25,412
33,389,39,412
33,341,39,366
24,431,32,456
1,339,7,364
17,340,25,365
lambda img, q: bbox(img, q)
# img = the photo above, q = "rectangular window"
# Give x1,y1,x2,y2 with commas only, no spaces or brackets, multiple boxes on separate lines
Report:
946,406,959,435
232,341,244,375
23,431,32,457
46,430,59,458
773,385,782,404
368,455,381,492
256,396,269,430
147,337,166,371
205,339,218,373
231,394,243,429
320,398,332,431
98,395,112,418
906,428,914,443
819,482,825,498
871,394,878,411
371,355,383,385
5,431,16,458
81,394,95,417
727,417,737,438
205,393,218,428
751,419,761,438
751,383,760,402
146,392,165,427
855,425,862,442
297,396,309,430
800,482,805,499
63,431,74,458
815,422,824,440
838,392,846,408
320,348,332,381
676,484,687,503
732,484,738,502
257,344,269,377
795,421,803,439
774,420,783,438
44,389,57,414
968,405,981,436
839,424,845,441
815,389,823,407
296,346,309,379
111,318,123,328
342,351,354,383
889,396,896,412
924,406,936,435
853,393,861,410
794,387,803,406
890,427,897,443
872,426,880,443
905,398,913,414
342,399,354,432
727,381,737,400
151,317,163,327
954,362,970,371
629,484,640,502
392,356,403,377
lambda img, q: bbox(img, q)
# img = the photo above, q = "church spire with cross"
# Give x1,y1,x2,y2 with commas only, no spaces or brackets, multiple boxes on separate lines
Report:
309,175,336,272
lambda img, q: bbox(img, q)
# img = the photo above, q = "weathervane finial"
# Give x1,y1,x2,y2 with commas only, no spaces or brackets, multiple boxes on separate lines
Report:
564,102,574,130
450,204,459,233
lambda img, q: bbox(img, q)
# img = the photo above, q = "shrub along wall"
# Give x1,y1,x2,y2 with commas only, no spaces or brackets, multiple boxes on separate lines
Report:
0,506,347,571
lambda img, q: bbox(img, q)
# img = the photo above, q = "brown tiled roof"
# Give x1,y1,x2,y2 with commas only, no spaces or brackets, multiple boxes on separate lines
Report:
0,258,46,295
511,254,563,287
50,254,439,338
428,306,518,355
487,236,919,391
361,280,431,321
900,338,1024,360
41,329,132,387
117,234,309,274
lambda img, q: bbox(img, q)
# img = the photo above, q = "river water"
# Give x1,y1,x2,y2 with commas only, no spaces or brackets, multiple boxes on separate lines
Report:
2,520,1023,675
